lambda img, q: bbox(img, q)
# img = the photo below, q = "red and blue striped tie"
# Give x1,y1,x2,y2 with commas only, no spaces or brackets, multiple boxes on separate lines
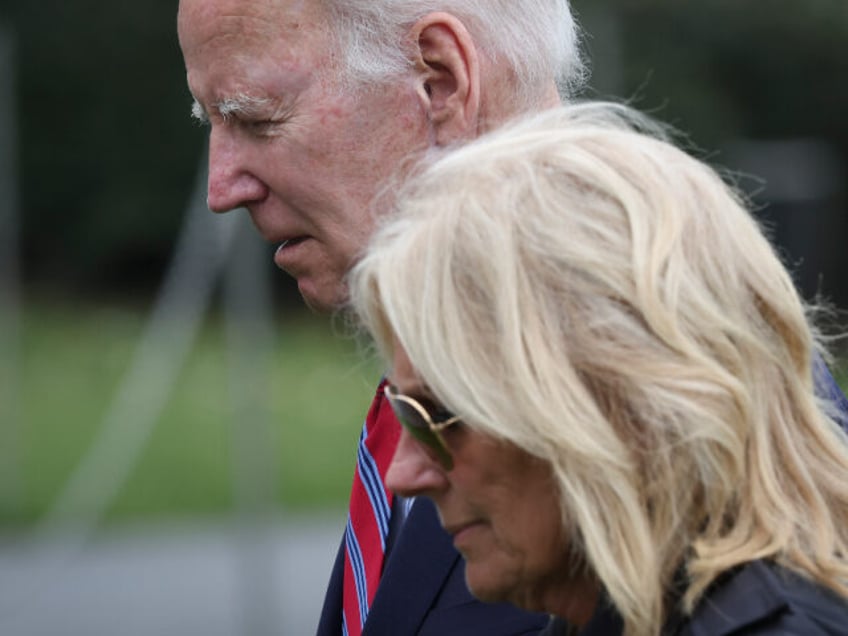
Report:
342,380,400,636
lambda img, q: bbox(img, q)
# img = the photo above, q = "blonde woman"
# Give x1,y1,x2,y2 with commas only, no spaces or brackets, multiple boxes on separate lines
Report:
349,103,848,635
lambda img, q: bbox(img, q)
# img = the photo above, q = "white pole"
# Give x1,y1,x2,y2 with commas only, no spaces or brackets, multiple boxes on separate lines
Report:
224,214,280,636
0,20,22,518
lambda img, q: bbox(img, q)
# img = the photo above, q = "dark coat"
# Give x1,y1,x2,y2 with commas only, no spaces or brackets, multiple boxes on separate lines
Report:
814,353,848,433
542,560,848,635
316,497,548,635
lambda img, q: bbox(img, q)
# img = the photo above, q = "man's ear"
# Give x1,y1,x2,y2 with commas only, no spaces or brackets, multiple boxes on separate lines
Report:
410,13,480,146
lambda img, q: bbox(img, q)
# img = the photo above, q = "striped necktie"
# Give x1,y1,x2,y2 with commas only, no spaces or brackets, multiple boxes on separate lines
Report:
342,379,400,636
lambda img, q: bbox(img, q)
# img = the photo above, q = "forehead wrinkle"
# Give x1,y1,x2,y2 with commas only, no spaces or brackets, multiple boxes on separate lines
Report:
204,0,322,47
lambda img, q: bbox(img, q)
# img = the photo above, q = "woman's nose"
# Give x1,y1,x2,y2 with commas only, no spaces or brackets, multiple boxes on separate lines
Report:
386,428,450,498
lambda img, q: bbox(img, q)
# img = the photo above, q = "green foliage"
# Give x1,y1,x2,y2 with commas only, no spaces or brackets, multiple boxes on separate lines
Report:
8,298,845,529
572,0,848,306
13,0,203,289
8,299,381,526
8,0,848,302
591,0,848,150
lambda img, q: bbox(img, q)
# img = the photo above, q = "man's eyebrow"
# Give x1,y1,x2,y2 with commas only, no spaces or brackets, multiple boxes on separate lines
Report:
190,94,277,125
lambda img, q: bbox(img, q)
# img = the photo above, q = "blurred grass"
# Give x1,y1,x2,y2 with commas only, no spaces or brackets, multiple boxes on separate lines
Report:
5,299,847,528
9,298,381,526
836,367,847,390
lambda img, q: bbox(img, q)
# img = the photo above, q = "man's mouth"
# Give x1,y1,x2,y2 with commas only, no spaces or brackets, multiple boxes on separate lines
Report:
279,236,307,249
274,236,311,274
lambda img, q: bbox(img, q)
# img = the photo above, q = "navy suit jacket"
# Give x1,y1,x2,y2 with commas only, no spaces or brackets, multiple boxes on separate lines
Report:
316,497,548,635
542,559,848,635
815,353,848,430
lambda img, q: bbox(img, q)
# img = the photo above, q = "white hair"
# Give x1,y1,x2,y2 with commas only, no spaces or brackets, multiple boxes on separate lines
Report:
321,0,585,108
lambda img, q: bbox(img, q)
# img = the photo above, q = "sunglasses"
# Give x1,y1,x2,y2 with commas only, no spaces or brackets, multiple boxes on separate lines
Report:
384,383,462,470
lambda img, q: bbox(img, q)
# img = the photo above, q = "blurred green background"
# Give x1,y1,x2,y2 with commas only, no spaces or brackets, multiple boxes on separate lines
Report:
2,0,847,530
15,303,381,524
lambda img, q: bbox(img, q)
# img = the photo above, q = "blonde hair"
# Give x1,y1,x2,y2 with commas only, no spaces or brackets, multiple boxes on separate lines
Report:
349,102,848,636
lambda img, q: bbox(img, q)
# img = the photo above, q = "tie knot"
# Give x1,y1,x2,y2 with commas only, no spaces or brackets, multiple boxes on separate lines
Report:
363,379,400,455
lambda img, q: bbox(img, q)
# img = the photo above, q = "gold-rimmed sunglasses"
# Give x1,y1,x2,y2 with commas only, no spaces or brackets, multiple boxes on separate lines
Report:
384,383,462,470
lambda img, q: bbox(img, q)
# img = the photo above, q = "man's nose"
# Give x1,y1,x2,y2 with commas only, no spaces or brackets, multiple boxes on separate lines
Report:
386,428,449,498
206,129,267,213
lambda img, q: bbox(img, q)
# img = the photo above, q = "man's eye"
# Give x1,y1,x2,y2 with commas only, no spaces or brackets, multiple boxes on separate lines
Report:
242,119,277,135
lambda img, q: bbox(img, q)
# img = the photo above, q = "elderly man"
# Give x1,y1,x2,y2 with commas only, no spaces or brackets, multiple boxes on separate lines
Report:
177,1,583,634
177,1,848,635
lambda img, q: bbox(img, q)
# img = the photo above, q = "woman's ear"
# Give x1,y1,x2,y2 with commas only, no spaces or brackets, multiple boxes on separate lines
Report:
410,12,480,145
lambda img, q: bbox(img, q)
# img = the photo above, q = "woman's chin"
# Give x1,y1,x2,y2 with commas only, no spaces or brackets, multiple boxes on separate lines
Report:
463,563,527,608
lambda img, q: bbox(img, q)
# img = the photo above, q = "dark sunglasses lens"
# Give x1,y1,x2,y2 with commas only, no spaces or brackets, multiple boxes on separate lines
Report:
389,399,453,468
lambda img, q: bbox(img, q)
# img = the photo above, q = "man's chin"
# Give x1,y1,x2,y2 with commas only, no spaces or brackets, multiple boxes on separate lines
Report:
298,279,347,314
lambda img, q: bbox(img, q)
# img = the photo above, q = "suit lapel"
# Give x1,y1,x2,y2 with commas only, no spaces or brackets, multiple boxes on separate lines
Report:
363,497,460,635
315,540,345,636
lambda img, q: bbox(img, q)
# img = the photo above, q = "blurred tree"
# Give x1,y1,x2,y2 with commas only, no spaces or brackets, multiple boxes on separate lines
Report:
576,0,848,152
573,0,848,306
9,0,848,306
14,0,204,294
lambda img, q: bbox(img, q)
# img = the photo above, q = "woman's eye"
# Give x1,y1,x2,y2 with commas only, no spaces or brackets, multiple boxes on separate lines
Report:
432,409,454,421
